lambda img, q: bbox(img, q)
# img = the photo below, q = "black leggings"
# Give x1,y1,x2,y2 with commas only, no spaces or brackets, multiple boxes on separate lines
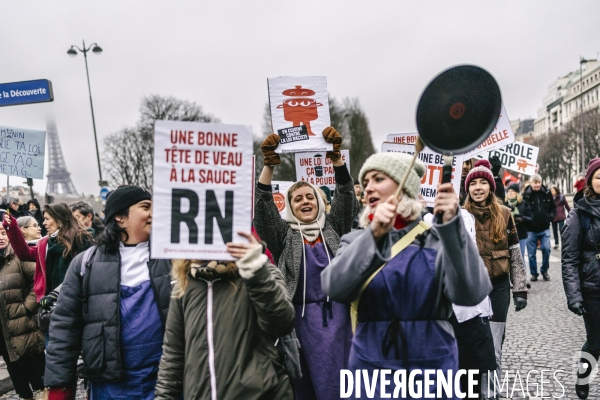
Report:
0,336,45,398
489,275,511,323
582,297,600,359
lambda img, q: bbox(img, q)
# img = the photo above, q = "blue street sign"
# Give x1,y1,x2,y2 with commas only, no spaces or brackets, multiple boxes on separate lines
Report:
100,187,109,201
0,79,54,107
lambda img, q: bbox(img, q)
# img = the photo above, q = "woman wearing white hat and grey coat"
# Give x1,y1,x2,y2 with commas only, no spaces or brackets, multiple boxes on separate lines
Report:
321,152,491,399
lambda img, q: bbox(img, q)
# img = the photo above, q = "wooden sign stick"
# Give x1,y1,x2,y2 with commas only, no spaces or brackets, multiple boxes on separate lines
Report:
394,137,425,200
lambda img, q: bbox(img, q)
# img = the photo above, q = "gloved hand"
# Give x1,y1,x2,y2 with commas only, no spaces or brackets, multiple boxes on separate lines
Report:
236,244,268,280
40,293,58,310
77,360,87,380
568,302,586,315
261,134,281,166
48,386,75,400
322,126,342,161
514,297,527,311
489,155,502,176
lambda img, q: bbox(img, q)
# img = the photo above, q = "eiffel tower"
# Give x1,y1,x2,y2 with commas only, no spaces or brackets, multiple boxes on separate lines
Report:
45,120,78,195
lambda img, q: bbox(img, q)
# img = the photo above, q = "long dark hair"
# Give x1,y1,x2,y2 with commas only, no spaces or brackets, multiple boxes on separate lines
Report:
464,190,507,244
96,208,129,254
44,203,93,257
584,181,599,200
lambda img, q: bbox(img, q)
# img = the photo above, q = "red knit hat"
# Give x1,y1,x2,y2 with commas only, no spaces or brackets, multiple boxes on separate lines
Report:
465,159,496,193
585,157,600,184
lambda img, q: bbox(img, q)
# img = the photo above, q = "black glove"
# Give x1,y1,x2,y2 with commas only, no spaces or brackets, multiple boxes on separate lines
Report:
40,293,57,310
514,297,527,312
77,360,87,380
489,155,502,176
568,302,585,315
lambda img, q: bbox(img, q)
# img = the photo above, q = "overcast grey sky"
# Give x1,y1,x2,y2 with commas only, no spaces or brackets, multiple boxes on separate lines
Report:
1,1,599,196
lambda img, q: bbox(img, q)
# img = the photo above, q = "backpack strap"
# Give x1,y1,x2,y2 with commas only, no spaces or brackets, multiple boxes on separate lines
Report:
80,246,98,314
350,221,431,333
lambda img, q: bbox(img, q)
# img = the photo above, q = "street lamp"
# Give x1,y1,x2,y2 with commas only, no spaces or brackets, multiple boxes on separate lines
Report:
67,40,107,187
580,57,589,173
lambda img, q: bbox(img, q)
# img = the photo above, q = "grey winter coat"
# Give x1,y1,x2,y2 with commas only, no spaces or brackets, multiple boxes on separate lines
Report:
155,263,295,400
44,246,172,387
254,177,358,299
562,197,600,306
321,213,492,317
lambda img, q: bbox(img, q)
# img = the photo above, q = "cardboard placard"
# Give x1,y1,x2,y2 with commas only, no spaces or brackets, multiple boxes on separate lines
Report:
152,121,253,260
463,103,515,158
268,76,333,154
294,150,350,190
271,181,294,218
381,141,462,207
473,142,539,176
0,125,46,179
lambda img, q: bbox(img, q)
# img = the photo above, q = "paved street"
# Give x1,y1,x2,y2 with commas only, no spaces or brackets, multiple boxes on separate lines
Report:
0,248,597,399
497,246,598,400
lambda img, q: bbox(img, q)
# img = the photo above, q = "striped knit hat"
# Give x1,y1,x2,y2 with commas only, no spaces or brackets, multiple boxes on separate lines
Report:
465,159,496,193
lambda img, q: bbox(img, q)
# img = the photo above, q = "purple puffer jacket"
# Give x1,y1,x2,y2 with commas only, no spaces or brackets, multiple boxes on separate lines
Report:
553,194,571,222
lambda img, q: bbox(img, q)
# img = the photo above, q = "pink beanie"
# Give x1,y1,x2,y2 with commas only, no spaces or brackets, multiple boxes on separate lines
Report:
585,157,600,184
465,159,496,193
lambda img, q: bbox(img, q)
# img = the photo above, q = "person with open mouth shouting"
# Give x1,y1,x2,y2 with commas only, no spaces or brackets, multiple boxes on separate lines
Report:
254,127,358,400
321,152,492,399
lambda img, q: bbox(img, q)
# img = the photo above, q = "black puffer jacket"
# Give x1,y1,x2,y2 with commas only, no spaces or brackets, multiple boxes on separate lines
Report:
522,185,556,233
44,246,172,386
562,197,600,306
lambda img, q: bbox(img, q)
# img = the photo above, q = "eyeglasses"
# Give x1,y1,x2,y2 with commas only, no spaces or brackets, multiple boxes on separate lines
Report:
27,224,39,229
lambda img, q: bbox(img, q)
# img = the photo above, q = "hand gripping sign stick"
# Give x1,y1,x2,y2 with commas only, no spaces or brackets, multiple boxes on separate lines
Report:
395,65,502,222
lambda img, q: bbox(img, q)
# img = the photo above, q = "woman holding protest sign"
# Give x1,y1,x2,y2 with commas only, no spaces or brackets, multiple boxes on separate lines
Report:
254,127,358,400
321,152,491,398
463,160,528,393
155,231,295,399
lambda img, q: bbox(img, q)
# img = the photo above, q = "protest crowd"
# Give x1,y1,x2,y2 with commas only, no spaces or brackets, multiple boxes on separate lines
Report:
1,106,600,400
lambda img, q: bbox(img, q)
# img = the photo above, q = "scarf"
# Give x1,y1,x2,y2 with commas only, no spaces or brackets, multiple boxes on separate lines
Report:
585,196,600,207
367,214,409,230
507,198,519,216
470,203,492,223
46,236,70,294
284,182,327,243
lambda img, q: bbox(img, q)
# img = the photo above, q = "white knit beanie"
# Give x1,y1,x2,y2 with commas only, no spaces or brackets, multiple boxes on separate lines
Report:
358,153,426,199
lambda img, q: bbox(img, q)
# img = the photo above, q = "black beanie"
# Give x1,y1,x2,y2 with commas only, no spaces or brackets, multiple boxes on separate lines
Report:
104,186,152,222
507,183,520,193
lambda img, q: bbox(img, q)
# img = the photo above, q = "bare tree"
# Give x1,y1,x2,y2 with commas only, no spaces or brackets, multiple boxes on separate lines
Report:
103,95,219,187
533,108,600,193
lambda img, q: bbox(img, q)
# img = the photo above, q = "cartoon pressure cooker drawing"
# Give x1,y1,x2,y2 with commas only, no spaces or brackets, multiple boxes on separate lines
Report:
277,85,322,136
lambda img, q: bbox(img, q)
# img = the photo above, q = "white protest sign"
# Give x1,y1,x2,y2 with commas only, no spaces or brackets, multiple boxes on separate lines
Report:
152,121,253,260
473,142,539,175
268,76,333,154
294,150,350,190
381,142,463,207
385,132,420,145
463,103,515,157
271,181,294,218
0,125,46,179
